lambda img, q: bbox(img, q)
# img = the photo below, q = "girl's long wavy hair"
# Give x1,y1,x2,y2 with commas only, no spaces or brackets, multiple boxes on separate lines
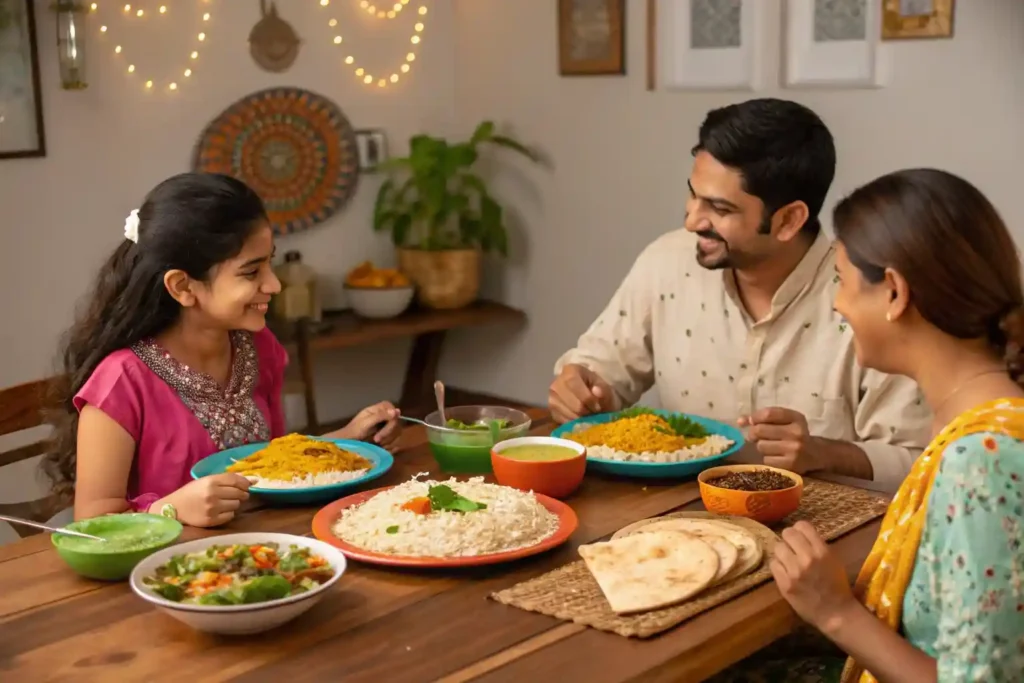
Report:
45,173,268,500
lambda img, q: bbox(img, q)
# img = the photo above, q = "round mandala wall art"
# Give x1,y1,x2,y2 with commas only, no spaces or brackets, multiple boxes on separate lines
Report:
192,87,360,235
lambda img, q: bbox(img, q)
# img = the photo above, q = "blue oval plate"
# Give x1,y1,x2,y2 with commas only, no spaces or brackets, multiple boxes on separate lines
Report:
550,410,745,479
190,437,394,505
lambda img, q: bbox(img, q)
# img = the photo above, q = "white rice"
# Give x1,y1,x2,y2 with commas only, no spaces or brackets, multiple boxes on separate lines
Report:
585,434,734,463
246,468,370,489
332,476,560,557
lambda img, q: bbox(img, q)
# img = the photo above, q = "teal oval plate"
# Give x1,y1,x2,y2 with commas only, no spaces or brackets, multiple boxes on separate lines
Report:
190,437,394,505
550,410,744,479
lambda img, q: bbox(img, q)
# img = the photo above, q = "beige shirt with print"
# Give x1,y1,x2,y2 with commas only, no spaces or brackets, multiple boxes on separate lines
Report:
555,228,931,490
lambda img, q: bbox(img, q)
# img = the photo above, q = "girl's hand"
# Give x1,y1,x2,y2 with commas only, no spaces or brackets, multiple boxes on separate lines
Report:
159,473,251,527
342,401,402,452
769,521,859,635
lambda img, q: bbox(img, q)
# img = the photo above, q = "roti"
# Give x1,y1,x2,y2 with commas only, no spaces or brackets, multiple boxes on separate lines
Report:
613,518,763,584
578,530,719,615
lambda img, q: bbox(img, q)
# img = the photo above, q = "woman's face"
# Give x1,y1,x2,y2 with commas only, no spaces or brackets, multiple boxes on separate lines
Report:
833,242,897,373
194,223,281,332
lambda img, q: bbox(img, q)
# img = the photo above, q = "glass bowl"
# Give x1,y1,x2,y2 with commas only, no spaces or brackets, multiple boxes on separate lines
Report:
424,406,532,474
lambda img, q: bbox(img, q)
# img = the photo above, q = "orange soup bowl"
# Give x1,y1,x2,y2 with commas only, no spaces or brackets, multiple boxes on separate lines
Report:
697,464,804,525
491,436,587,500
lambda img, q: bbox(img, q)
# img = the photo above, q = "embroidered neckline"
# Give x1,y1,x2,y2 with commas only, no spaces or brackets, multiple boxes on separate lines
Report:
132,331,270,450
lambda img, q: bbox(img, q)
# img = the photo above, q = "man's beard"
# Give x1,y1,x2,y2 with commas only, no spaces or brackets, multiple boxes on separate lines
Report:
694,214,772,270
695,230,732,270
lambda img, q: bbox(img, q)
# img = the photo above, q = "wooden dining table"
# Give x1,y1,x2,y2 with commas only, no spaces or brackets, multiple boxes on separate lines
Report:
0,408,882,682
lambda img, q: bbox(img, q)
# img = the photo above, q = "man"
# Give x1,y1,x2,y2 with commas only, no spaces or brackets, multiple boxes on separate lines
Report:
549,98,929,490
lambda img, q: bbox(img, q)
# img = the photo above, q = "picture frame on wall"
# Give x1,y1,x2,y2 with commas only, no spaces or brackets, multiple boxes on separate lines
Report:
0,0,46,159
655,0,765,91
882,0,955,40
355,129,388,171
783,0,888,89
558,0,626,76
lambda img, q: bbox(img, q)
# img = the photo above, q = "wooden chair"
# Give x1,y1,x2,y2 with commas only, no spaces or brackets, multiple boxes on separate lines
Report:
0,378,65,536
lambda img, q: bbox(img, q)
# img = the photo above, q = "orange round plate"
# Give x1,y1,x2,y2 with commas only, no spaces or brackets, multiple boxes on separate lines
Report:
311,485,579,568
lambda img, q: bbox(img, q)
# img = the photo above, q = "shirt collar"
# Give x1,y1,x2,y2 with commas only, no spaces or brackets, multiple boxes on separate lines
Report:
770,230,833,312
722,230,834,322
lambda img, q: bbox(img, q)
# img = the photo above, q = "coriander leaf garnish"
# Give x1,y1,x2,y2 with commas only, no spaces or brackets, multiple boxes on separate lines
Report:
427,484,487,513
615,407,709,438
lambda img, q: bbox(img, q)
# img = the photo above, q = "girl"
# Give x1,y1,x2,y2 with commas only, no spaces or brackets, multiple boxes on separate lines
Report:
46,173,402,528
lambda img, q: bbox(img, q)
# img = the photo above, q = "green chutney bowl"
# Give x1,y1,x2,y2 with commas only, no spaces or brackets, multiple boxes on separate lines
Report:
52,513,184,581
424,406,532,474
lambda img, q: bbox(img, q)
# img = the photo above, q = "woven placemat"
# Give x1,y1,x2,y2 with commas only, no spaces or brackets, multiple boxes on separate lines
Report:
490,479,889,638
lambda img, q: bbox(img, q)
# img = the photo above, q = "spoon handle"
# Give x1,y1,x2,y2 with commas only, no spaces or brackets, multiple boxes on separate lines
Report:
398,415,431,428
434,380,447,423
0,514,104,541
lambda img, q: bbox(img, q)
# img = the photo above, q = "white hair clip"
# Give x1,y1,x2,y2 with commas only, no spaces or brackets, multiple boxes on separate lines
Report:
124,209,140,244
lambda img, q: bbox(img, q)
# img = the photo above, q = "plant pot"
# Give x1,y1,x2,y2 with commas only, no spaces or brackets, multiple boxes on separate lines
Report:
397,248,481,309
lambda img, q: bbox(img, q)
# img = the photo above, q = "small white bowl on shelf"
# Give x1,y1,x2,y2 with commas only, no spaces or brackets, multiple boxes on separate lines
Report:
343,284,415,319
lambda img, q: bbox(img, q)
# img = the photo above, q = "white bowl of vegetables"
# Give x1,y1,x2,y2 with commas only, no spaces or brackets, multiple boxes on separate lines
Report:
129,532,347,635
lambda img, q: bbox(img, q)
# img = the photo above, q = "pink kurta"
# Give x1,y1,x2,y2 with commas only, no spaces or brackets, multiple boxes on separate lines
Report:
74,327,288,512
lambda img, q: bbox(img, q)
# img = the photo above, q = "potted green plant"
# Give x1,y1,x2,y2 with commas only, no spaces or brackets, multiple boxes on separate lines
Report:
372,121,541,309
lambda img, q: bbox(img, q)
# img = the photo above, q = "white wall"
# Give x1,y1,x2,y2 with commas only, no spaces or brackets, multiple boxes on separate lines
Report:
442,0,1024,407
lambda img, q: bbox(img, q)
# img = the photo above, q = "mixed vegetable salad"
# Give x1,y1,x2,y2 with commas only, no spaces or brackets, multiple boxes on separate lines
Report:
444,418,512,431
142,542,334,606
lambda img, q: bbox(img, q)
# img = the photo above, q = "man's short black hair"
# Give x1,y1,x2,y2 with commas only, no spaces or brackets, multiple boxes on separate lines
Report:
692,98,836,237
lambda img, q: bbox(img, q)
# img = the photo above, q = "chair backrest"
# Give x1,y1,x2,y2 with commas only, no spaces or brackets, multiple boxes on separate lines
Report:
0,378,64,536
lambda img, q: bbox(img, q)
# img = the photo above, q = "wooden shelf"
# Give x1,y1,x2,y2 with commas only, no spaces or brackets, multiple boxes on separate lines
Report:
272,301,527,431
273,301,525,351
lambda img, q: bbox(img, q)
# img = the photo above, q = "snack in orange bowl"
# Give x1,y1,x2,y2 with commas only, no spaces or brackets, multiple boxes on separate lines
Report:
491,436,587,500
344,261,414,319
345,261,411,289
697,464,803,525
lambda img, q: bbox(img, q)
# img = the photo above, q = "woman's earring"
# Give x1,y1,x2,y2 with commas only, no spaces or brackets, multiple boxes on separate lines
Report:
885,312,892,322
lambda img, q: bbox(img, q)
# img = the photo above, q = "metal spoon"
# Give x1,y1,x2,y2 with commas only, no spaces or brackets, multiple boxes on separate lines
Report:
434,380,447,424
0,514,107,542
398,415,431,428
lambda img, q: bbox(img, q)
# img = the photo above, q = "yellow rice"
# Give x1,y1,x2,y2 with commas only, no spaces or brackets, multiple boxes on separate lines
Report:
567,414,706,453
227,433,371,487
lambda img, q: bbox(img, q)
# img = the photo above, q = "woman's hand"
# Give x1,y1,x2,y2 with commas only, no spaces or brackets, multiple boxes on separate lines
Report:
770,521,859,635
156,473,251,527
339,401,402,452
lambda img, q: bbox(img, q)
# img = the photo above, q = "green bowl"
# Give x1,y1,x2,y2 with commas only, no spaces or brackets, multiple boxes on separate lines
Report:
424,406,532,474
52,513,183,581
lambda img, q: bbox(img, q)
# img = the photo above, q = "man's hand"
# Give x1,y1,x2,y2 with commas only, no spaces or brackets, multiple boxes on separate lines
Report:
738,407,823,474
548,364,618,423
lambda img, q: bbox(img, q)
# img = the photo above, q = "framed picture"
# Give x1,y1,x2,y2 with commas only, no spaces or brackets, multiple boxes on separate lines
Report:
0,0,46,159
655,0,766,91
882,0,955,40
784,0,888,88
354,129,388,171
558,0,625,76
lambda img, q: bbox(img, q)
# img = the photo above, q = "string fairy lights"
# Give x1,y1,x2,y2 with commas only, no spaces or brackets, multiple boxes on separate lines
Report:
89,1,424,94
320,0,428,89
89,1,212,93
356,0,412,20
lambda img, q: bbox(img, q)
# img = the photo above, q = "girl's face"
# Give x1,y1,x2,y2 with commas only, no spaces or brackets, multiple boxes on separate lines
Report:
192,223,281,332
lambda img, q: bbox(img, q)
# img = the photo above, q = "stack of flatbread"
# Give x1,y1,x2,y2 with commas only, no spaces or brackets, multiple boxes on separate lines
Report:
577,515,768,615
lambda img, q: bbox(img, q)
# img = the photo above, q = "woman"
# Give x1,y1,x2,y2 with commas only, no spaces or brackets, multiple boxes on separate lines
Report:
718,169,1024,682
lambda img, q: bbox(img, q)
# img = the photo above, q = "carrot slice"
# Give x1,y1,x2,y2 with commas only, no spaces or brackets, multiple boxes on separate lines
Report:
400,496,432,515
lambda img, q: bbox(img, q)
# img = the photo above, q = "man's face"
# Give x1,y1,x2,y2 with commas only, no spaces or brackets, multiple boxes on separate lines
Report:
684,151,773,270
